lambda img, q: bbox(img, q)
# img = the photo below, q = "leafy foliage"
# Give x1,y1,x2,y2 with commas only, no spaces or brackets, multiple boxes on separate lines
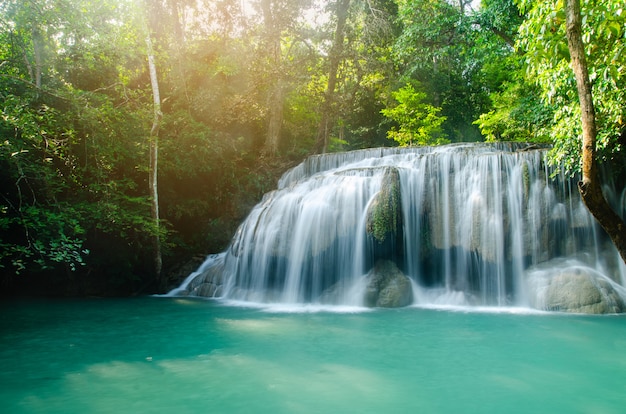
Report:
393,0,493,142
1,0,625,294
474,79,553,143
381,83,447,146
516,0,626,174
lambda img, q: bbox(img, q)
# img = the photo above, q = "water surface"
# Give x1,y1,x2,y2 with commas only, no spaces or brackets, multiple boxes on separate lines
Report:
1,298,625,413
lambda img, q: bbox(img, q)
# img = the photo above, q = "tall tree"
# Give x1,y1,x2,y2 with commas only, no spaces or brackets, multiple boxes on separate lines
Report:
0,0,161,291
516,0,626,173
315,0,351,153
145,2,164,287
394,0,490,141
260,0,287,156
472,0,553,143
333,0,400,149
564,0,626,263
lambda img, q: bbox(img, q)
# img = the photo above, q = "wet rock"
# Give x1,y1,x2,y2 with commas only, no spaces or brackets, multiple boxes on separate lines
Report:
366,167,402,244
165,255,207,292
364,260,413,308
544,271,625,314
184,255,226,298
527,263,626,314
189,282,223,297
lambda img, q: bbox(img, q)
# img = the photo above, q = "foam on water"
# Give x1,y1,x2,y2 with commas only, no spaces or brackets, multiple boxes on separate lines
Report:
221,299,372,314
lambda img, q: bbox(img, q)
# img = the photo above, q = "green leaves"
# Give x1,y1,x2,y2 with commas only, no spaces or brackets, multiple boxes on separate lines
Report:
381,83,447,146
0,203,88,274
0,1,154,284
0,0,620,292
393,0,505,142
516,0,626,174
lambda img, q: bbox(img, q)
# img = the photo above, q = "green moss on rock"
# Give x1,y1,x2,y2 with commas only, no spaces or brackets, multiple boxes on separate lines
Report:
366,167,402,243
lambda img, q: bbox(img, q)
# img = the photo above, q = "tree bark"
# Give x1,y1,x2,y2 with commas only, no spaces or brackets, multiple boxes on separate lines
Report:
564,0,626,263
31,26,44,89
265,83,284,156
169,0,191,108
145,33,164,288
314,0,351,154
261,0,285,157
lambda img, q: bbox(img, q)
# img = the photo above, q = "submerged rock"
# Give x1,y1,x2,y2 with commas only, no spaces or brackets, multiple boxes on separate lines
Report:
526,263,626,314
318,282,343,304
364,260,413,308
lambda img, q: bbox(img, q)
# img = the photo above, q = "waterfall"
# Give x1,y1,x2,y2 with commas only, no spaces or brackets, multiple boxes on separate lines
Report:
172,143,626,311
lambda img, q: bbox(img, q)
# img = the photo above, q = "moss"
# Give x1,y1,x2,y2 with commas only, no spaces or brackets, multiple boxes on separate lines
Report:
522,161,530,199
366,167,402,243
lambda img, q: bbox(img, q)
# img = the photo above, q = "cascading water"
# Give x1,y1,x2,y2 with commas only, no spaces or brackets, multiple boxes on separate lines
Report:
172,143,626,312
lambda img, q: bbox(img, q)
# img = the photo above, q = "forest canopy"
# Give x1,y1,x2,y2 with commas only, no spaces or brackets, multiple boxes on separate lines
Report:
0,0,624,295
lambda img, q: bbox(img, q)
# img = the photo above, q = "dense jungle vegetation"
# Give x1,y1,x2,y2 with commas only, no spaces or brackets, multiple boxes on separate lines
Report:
1,0,624,296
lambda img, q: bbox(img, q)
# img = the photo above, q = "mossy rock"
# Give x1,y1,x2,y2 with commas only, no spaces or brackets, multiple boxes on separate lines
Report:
366,167,402,243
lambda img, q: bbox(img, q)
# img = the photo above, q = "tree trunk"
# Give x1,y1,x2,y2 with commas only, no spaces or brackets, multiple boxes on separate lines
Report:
169,0,191,108
564,0,626,263
265,83,284,156
31,26,43,89
145,33,164,288
261,0,284,157
314,0,351,154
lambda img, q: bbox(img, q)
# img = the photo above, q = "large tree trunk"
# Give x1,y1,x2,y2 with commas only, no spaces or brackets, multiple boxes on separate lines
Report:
564,0,626,263
145,33,164,288
314,0,351,154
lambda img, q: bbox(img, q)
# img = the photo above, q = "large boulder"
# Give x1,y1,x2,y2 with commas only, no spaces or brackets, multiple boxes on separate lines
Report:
526,263,626,314
364,260,413,308
366,167,402,243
